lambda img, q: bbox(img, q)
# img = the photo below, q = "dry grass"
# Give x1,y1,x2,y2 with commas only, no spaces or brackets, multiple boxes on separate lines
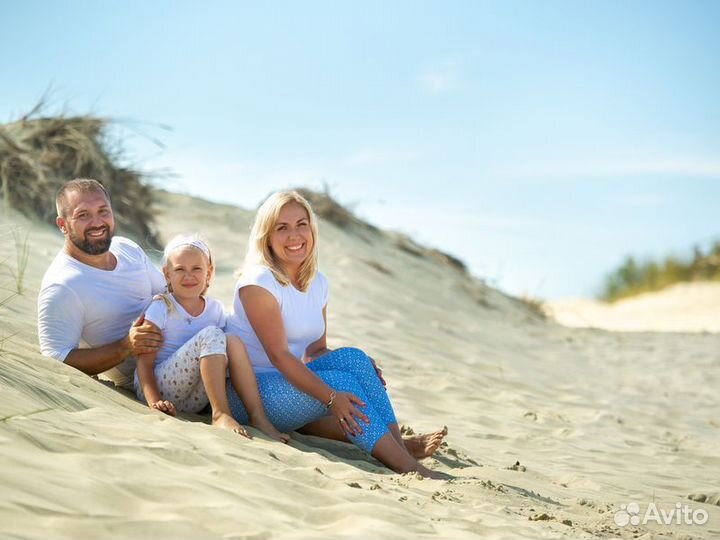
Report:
363,259,393,276
294,187,470,276
393,233,468,274
0,227,30,294
0,104,159,247
293,187,379,234
0,285,16,356
427,248,468,274
518,294,547,319
0,289,16,310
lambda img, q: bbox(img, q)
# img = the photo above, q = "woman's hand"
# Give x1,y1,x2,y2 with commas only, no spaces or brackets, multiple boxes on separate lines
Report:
150,400,176,417
329,392,369,437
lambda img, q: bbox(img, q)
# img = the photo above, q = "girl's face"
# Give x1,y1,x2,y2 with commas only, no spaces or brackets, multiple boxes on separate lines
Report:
269,202,313,273
163,246,212,300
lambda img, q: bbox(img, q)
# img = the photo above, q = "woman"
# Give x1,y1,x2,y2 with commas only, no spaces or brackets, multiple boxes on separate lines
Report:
225,191,448,478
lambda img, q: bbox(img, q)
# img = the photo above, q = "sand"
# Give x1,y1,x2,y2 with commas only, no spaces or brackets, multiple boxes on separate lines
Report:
1,191,718,539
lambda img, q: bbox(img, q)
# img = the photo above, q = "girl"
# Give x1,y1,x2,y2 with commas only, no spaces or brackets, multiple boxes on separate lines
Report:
225,192,449,478
135,234,289,443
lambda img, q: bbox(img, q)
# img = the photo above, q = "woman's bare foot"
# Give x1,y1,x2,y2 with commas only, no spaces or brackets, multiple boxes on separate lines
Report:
213,412,252,439
251,417,291,443
403,426,448,459
415,464,453,480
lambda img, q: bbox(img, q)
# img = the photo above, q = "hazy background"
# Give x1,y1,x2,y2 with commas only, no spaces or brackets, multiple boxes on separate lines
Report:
2,0,719,299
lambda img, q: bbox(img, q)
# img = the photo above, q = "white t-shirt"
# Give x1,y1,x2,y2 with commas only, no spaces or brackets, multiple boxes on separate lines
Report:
37,236,166,387
142,294,226,367
225,265,328,373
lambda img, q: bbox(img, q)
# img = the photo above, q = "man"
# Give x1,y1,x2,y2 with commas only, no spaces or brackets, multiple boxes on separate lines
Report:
37,178,164,388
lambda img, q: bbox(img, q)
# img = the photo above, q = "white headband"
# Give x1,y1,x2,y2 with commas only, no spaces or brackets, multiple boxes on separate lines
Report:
164,236,211,261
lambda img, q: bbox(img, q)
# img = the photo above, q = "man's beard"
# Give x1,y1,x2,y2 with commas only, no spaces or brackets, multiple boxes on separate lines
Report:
68,224,114,255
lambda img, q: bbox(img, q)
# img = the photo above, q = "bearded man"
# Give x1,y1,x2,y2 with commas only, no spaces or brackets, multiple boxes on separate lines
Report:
37,178,164,388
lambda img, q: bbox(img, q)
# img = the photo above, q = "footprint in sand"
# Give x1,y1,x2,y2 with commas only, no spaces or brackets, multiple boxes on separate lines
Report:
688,493,720,505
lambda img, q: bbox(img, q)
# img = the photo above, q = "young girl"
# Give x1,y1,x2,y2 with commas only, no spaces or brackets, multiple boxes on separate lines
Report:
135,234,289,443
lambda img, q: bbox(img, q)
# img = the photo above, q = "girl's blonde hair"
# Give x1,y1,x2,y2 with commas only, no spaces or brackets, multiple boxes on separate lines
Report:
241,191,319,291
162,234,214,270
156,234,215,312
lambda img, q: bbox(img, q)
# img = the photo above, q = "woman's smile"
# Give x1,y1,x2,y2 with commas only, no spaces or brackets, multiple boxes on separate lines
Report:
270,202,314,272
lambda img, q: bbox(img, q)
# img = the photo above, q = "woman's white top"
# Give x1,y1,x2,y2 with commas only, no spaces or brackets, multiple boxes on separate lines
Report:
225,265,328,373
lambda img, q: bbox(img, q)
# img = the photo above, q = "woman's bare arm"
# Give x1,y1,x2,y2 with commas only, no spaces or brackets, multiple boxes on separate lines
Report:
240,287,368,434
240,287,333,402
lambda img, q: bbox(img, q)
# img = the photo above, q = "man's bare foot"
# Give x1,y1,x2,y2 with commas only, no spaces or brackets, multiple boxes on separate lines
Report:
403,426,448,459
213,412,251,439
251,417,290,443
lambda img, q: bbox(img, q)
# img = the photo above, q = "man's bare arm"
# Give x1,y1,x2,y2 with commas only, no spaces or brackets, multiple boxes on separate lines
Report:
63,318,163,376
64,337,133,375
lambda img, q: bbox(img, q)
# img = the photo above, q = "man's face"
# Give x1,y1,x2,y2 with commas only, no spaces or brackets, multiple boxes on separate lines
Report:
58,189,115,255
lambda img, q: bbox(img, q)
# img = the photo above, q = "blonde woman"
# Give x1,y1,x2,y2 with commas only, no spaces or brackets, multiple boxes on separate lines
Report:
225,191,448,479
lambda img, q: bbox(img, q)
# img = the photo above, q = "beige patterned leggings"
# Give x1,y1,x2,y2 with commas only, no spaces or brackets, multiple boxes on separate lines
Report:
148,325,227,413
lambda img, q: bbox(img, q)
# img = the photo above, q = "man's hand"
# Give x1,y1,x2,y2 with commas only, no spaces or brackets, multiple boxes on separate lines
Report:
129,315,163,356
150,400,176,417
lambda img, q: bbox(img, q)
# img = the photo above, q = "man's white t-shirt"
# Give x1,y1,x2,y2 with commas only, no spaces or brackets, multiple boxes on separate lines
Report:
37,236,166,388
225,265,328,373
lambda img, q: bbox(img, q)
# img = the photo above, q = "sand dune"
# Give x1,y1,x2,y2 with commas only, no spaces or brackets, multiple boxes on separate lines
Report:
549,282,720,333
1,191,719,539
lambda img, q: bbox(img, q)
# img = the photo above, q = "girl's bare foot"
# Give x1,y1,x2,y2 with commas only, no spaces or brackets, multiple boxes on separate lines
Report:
213,412,252,439
404,426,448,459
251,417,290,443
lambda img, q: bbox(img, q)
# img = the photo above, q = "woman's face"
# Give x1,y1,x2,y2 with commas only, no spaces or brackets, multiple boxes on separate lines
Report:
269,201,314,272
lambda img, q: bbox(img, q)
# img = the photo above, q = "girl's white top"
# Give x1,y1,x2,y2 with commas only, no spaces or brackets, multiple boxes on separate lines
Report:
144,294,226,367
225,265,328,373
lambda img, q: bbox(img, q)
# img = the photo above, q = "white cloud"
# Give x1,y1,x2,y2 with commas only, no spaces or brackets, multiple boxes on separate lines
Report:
417,60,459,94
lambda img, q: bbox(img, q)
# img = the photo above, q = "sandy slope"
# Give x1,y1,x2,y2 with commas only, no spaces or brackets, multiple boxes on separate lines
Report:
1,192,719,539
548,282,720,333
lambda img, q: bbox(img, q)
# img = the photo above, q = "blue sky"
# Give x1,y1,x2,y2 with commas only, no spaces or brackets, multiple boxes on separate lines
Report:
2,1,719,298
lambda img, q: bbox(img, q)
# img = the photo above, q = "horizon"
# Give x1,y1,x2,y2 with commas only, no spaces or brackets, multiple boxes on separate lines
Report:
2,1,719,299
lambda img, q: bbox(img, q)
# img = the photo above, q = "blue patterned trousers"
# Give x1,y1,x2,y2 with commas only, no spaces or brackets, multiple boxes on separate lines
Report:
227,347,396,453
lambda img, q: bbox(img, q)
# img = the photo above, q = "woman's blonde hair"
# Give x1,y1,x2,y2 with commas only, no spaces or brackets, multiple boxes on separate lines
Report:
242,191,319,291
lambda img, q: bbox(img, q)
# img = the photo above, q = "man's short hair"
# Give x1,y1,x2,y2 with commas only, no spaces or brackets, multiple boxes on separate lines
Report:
56,179,110,218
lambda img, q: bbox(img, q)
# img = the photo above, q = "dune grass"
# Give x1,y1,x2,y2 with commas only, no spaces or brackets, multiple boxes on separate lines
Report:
519,294,547,319
601,241,720,302
1,227,30,295
0,103,160,247
0,284,16,356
